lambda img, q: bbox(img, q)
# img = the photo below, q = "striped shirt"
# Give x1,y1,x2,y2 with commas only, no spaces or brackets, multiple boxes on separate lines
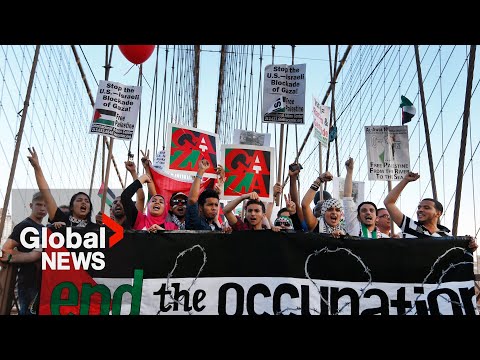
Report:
400,215,451,238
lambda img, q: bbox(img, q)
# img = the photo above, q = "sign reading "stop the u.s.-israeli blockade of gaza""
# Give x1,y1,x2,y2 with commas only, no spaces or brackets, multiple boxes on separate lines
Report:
262,64,306,124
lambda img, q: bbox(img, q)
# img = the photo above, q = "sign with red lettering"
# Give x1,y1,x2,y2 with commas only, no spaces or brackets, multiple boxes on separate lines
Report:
165,123,219,178
221,144,275,202
313,97,330,147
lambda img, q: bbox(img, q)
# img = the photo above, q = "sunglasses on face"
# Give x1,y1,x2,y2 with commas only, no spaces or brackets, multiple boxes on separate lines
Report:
171,199,187,205
275,220,292,227
378,214,390,219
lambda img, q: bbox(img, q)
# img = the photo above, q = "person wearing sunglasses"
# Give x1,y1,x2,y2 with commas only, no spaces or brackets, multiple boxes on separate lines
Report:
273,216,294,231
166,192,188,230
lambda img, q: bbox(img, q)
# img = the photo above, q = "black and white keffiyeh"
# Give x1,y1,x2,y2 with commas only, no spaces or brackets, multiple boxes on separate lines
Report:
318,198,345,234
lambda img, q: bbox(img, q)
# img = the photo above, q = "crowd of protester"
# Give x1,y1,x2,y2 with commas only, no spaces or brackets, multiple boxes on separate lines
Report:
0,148,477,315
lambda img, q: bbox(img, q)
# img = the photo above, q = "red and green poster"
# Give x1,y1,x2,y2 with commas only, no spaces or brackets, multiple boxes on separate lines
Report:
165,123,219,178
221,144,275,202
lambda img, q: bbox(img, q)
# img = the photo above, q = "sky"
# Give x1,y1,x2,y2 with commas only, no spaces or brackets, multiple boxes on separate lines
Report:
1,45,479,244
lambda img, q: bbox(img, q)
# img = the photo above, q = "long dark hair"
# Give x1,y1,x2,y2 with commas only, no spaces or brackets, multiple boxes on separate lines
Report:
69,192,93,222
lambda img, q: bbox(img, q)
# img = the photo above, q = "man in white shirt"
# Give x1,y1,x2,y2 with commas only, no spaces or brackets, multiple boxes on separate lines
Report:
343,158,389,238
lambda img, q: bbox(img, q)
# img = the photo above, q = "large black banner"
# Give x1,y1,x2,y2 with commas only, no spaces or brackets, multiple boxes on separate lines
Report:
39,230,477,315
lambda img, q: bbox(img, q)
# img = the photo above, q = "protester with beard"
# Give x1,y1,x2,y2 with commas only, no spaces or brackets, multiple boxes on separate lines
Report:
384,172,477,251
166,192,188,230
301,171,345,238
108,196,131,230
27,147,98,230
343,158,388,238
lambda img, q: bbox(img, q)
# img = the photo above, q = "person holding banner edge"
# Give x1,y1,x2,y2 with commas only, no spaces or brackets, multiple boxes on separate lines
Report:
384,171,478,251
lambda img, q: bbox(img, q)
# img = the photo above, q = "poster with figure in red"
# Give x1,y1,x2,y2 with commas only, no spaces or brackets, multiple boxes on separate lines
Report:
165,123,219,178
221,144,275,202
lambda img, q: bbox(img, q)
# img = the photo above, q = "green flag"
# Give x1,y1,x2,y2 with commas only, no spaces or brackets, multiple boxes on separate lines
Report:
400,95,416,124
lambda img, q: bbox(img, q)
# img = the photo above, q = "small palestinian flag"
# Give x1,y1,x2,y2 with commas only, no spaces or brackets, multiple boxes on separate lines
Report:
267,96,285,113
98,182,116,207
400,95,416,125
93,108,116,126
329,125,337,142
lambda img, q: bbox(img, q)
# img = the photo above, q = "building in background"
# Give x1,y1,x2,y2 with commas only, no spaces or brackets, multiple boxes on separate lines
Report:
0,208,14,247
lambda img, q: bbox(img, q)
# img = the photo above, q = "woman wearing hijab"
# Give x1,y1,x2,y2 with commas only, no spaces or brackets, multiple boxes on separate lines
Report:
120,174,177,232
301,171,346,238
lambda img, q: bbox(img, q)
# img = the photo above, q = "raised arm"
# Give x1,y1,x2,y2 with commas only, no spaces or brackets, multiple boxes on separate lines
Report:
213,164,225,226
140,150,157,200
384,171,420,227
188,159,210,205
301,171,333,231
125,160,146,213
266,182,282,227
27,147,58,220
344,157,354,198
223,192,256,226
288,164,305,222
121,174,152,225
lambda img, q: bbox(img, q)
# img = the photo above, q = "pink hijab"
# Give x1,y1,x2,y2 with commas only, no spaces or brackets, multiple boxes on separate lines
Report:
133,194,178,231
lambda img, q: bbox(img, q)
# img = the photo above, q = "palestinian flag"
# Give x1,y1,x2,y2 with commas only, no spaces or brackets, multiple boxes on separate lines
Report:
98,182,116,207
400,95,416,125
267,96,286,113
93,108,116,126
329,125,337,142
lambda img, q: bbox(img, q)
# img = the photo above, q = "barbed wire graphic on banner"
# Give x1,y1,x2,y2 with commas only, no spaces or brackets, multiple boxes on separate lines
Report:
157,244,207,315
404,247,475,315
276,246,373,315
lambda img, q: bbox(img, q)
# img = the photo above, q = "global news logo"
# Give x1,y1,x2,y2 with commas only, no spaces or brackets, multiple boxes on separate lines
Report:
19,214,123,271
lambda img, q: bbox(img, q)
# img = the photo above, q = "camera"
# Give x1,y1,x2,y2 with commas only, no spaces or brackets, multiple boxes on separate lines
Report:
289,163,303,172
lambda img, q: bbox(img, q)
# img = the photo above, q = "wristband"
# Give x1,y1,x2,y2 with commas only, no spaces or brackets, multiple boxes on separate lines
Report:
195,174,203,180
310,183,320,191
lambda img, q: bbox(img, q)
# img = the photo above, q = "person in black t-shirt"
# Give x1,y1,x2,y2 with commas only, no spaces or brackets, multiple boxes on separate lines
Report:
110,196,132,230
0,192,46,315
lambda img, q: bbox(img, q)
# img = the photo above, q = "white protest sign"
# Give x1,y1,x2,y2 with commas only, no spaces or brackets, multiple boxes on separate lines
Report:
332,177,365,205
89,80,142,140
313,97,330,147
365,125,410,181
233,129,271,147
152,150,166,172
262,64,306,124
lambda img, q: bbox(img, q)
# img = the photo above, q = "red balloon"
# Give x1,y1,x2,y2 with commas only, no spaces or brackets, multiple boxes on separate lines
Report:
118,45,155,65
